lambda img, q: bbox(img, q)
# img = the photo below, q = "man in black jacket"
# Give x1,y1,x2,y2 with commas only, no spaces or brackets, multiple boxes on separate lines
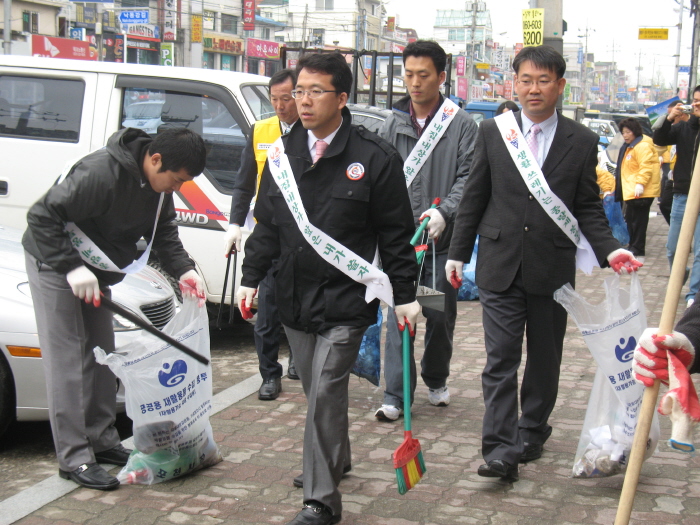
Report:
23,127,207,490
238,53,419,525
653,87,700,308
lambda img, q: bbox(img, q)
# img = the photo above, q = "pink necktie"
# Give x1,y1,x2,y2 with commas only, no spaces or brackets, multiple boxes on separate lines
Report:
526,124,541,161
313,140,327,163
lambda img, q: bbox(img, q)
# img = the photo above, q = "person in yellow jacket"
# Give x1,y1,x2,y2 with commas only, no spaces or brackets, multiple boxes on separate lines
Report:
223,69,300,400
614,117,661,257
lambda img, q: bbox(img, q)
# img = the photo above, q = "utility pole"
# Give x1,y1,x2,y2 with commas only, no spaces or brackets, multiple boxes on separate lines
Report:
466,1,478,103
636,51,642,103
3,0,11,55
302,4,308,49
580,26,590,108
689,0,700,97
529,0,563,56
673,0,684,93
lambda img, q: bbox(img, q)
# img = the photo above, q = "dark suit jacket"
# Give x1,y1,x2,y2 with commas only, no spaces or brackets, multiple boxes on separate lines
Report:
448,111,620,295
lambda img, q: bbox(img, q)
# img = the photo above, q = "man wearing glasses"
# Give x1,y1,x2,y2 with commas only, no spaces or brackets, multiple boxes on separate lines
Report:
238,53,419,524
446,45,641,481
224,69,300,401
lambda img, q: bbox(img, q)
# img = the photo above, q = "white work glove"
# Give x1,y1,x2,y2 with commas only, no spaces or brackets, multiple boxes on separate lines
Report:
394,300,421,335
634,184,644,198
179,269,206,307
607,248,643,274
237,286,257,320
445,259,464,289
66,266,101,306
418,208,446,240
223,223,242,257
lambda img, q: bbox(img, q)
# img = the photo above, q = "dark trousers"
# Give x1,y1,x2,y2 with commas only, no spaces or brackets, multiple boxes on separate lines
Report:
478,268,567,466
254,266,290,380
382,250,457,406
659,167,673,225
624,197,654,256
283,325,367,516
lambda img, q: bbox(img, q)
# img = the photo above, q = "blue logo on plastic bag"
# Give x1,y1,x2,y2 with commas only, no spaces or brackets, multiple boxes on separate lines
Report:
158,360,188,387
615,337,636,363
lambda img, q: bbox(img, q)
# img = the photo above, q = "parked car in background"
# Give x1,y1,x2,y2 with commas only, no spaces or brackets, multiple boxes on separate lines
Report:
0,224,178,439
347,103,391,133
122,100,165,135
581,118,619,147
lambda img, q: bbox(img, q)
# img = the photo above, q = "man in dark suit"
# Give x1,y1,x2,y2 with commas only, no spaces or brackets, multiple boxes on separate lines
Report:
446,45,642,482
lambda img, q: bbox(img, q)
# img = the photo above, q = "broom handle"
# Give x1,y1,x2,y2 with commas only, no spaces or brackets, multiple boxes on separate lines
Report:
614,141,700,524
402,325,411,432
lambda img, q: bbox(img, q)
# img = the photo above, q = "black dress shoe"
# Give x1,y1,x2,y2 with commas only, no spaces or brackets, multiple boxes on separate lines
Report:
259,377,282,400
95,444,132,466
287,356,300,380
477,459,519,481
293,464,352,488
58,463,120,490
520,442,543,463
286,503,341,525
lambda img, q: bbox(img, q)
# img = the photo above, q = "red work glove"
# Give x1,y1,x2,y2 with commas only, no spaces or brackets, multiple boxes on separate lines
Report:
237,286,257,320
179,270,206,307
395,300,420,336
445,259,463,289
607,248,643,274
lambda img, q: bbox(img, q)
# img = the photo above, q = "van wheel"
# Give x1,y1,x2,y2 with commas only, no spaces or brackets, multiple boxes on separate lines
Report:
147,259,183,303
0,352,16,440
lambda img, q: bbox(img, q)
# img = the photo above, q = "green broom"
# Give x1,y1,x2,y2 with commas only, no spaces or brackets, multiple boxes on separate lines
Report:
392,199,438,494
393,323,426,494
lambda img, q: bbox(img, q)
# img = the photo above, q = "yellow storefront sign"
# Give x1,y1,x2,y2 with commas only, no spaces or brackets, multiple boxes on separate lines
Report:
638,28,668,40
522,8,544,47
191,15,203,43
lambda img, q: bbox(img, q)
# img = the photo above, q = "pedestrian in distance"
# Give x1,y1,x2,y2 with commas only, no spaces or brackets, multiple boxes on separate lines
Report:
496,100,519,116
446,44,642,482
614,117,661,258
653,89,700,308
23,127,208,490
375,40,478,422
223,69,301,401
237,52,420,525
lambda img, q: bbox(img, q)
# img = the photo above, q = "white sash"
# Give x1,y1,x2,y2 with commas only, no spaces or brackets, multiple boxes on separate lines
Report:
266,138,394,306
403,97,460,187
494,111,599,275
58,153,164,274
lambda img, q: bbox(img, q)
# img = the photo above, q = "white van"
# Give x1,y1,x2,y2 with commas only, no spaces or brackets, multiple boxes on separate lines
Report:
0,55,272,315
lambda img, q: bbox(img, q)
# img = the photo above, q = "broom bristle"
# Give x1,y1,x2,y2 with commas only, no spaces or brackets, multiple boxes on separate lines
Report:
394,451,426,494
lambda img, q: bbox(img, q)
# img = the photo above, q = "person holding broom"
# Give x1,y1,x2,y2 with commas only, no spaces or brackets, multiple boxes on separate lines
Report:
237,53,420,525
446,45,642,482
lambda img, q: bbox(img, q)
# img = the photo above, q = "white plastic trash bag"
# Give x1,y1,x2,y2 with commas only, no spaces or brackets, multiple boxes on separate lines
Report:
95,299,222,484
554,273,659,478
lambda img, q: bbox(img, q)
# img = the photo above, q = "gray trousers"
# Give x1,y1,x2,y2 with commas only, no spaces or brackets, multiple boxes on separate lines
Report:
25,252,120,471
284,324,367,516
383,250,457,406
478,268,567,466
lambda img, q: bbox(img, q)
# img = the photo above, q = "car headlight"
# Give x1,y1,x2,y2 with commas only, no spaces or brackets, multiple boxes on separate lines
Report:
112,313,139,331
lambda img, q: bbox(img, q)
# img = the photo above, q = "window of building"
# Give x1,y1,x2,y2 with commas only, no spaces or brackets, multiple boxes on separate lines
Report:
316,0,334,9
0,75,84,142
310,29,324,47
448,28,465,41
22,11,39,34
221,14,238,34
262,27,271,40
203,10,216,31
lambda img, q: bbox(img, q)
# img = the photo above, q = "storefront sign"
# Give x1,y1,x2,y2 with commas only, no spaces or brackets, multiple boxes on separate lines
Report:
203,34,244,54
456,56,465,76
243,0,255,31
69,27,86,40
102,11,120,34
127,24,160,41
161,43,174,66
246,38,280,60
127,38,159,51
457,77,468,100
522,8,544,47
160,0,178,42
32,35,97,61
504,79,513,99
639,28,668,40
104,34,124,62
191,15,203,43
74,5,97,29
119,10,149,26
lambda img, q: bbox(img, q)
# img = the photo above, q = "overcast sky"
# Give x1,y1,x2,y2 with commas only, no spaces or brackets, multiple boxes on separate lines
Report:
384,0,692,88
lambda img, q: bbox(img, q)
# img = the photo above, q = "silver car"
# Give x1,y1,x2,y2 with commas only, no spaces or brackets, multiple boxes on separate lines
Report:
0,225,177,438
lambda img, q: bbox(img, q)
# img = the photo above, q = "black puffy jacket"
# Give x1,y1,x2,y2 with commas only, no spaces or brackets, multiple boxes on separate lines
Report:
242,107,417,333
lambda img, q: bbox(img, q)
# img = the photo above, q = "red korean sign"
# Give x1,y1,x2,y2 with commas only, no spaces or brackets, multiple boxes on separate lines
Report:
504,79,514,99
456,56,465,77
246,38,280,60
457,77,468,100
32,35,97,61
243,0,255,31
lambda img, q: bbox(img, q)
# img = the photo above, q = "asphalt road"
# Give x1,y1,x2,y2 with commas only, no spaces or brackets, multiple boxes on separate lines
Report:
0,318,284,503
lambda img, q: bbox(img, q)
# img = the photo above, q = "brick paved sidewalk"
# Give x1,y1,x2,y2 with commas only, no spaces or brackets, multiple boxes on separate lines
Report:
9,213,700,525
